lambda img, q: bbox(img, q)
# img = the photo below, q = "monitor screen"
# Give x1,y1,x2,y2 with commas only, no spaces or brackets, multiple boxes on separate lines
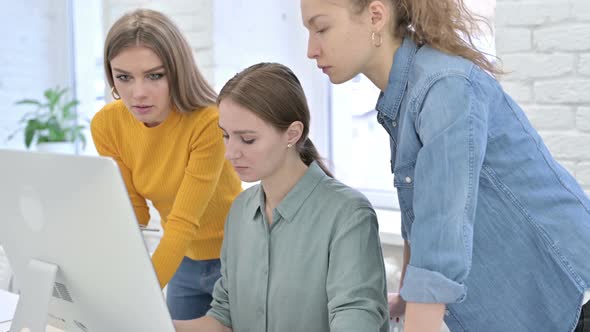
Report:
0,149,174,332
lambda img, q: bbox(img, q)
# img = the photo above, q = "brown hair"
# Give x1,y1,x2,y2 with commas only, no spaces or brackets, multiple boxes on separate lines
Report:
351,0,501,75
104,9,216,112
218,63,333,177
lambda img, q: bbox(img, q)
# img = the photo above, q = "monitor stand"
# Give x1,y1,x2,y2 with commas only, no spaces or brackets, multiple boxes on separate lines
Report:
10,259,58,332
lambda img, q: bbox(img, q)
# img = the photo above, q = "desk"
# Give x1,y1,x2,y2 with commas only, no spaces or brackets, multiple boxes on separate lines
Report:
0,289,62,332
0,322,63,332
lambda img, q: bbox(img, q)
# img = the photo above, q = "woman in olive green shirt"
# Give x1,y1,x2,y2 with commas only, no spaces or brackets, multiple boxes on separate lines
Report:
174,63,389,332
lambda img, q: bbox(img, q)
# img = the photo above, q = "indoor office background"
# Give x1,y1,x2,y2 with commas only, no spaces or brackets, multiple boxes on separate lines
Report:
0,0,589,315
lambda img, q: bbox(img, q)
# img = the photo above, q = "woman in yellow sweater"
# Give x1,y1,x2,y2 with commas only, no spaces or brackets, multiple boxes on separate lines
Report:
90,9,242,320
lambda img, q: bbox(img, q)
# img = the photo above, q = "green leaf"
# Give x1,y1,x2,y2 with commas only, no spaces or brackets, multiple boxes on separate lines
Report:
62,100,79,120
8,86,84,147
44,89,55,103
77,133,87,149
18,111,37,123
15,99,42,106
24,119,40,148
46,117,66,141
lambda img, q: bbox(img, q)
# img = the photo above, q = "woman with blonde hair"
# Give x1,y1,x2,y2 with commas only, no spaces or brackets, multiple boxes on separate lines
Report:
174,62,389,332
91,9,241,320
300,0,590,331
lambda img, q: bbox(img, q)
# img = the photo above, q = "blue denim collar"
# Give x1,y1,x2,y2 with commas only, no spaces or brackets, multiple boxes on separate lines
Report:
375,37,419,120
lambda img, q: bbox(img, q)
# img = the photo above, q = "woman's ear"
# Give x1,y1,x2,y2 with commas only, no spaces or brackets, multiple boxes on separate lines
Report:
368,0,389,32
286,121,304,146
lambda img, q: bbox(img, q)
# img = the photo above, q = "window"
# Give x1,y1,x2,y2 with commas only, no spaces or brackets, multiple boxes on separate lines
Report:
72,0,105,155
330,75,399,210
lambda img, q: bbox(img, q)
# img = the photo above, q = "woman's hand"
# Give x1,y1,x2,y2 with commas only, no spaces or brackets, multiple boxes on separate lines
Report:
173,320,195,332
172,317,232,332
388,292,406,319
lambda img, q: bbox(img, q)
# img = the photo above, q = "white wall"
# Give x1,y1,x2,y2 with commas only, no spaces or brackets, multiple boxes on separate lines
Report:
102,0,214,88
73,0,104,155
496,0,590,194
212,0,330,157
0,0,73,150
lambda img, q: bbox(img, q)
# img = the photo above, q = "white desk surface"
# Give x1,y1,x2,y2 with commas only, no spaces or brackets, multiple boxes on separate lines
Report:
0,322,63,332
0,289,62,332
0,289,17,326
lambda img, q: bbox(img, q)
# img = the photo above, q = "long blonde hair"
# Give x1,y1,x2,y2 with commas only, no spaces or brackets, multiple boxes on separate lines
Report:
104,9,216,112
351,0,500,75
218,63,333,177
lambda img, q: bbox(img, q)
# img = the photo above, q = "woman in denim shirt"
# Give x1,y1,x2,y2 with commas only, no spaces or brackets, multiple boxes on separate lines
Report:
301,0,590,331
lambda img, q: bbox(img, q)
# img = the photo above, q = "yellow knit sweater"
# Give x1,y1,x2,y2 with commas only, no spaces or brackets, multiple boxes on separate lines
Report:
91,101,242,287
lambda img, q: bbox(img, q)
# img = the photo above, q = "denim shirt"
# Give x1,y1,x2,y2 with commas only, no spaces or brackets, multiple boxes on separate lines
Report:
377,38,590,331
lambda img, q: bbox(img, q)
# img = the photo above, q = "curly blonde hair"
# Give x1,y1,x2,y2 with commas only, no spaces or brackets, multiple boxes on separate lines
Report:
351,0,501,75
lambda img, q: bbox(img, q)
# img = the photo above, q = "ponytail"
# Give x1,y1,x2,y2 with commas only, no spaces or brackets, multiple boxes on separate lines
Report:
298,138,333,178
393,0,500,75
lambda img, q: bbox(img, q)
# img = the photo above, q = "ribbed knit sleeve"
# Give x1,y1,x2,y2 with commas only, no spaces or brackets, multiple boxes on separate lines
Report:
90,102,240,289
90,105,150,225
150,108,228,287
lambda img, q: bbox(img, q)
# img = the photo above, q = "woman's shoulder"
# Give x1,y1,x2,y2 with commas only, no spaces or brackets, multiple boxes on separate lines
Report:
226,184,261,219
413,44,475,78
405,46,479,102
91,100,128,131
183,104,219,123
235,184,260,202
95,100,128,117
315,175,373,212
406,46,489,108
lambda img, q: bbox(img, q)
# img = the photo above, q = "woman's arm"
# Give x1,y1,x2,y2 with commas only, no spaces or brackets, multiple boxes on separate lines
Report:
327,207,389,331
388,240,410,317
173,316,232,332
173,215,233,331
400,240,410,289
399,75,488,330
90,110,150,225
394,242,447,331
403,302,445,332
151,110,230,287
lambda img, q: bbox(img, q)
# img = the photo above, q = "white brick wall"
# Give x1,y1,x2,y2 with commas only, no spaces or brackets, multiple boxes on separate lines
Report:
0,0,72,150
102,0,215,84
579,54,590,76
496,28,532,53
497,0,590,194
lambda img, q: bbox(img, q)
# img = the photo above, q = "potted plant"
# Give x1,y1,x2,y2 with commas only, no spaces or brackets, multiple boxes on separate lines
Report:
7,86,86,153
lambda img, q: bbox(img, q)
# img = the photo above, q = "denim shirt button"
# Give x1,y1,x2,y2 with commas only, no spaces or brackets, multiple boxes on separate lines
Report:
392,120,397,127
405,176,412,183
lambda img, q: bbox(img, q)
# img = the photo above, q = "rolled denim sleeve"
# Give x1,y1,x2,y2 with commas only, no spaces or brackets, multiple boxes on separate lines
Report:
400,75,488,304
327,207,389,331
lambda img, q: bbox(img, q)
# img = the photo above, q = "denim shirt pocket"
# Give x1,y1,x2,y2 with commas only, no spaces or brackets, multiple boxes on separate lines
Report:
393,164,416,238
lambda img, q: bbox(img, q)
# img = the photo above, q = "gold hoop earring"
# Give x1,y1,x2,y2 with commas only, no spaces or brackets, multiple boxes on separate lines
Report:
111,86,121,100
371,32,383,48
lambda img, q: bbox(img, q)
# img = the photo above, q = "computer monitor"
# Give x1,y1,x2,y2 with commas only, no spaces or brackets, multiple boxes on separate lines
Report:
0,149,174,332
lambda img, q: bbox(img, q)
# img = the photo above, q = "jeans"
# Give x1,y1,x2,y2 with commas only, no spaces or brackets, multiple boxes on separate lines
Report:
166,257,221,320
576,301,590,332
